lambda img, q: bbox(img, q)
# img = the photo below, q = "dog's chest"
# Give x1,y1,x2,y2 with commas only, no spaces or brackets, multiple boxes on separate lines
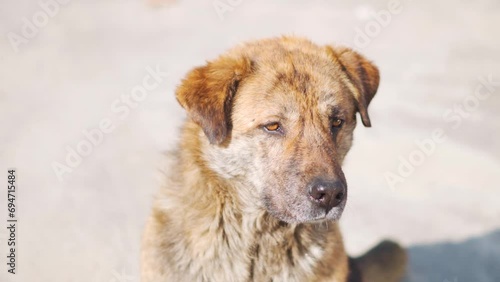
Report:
181,217,330,282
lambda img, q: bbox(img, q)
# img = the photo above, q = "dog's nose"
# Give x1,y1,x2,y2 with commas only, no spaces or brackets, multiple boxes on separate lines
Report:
308,178,346,213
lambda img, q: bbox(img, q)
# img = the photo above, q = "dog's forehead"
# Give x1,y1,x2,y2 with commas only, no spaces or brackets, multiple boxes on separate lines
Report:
231,39,357,125
232,70,355,133
240,61,353,114
259,46,351,98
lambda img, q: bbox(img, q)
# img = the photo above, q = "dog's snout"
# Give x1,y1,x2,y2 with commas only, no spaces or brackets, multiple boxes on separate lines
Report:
308,178,346,213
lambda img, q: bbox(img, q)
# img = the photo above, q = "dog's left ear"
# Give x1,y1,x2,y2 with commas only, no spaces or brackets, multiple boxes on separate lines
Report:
176,56,253,145
326,46,380,127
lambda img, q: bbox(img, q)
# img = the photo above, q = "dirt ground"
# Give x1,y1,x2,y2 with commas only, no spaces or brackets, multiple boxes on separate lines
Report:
1,0,499,281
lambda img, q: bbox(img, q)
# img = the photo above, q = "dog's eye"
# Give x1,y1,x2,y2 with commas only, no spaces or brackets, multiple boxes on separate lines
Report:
263,122,281,132
331,118,343,128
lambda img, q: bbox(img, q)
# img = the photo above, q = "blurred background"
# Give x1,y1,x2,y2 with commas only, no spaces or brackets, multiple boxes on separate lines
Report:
1,0,499,281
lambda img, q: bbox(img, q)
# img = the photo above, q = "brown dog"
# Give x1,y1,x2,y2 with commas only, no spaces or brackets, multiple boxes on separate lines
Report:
141,36,407,282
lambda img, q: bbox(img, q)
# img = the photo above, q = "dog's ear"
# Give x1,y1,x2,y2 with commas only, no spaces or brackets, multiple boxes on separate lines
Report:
176,56,253,145
326,46,380,127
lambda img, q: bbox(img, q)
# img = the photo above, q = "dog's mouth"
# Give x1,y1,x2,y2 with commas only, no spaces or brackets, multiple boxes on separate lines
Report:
264,198,347,224
319,205,346,221
307,200,346,223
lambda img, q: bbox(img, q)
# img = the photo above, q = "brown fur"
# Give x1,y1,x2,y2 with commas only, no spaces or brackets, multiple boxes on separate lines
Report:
141,36,406,282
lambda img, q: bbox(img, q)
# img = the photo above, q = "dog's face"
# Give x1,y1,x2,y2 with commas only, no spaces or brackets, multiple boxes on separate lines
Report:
176,37,379,223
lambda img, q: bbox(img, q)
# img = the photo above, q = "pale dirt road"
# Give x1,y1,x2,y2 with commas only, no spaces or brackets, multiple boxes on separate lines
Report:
0,0,499,281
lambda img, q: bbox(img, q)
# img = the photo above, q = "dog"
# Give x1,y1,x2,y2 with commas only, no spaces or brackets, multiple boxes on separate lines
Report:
141,36,407,282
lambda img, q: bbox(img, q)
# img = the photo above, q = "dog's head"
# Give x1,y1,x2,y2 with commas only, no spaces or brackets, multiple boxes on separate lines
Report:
176,37,379,223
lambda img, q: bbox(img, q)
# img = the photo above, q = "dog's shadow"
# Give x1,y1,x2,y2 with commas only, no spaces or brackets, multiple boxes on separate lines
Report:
404,228,500,282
